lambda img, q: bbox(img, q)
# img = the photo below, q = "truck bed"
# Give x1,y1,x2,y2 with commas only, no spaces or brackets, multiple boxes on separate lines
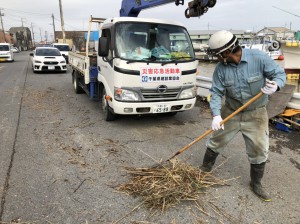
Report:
69,51,98,84
69,51,97,70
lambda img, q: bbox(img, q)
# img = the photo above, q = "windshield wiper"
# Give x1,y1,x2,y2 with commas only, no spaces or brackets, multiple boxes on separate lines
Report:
161,57,193,66
126,57,157,64
161,59,178,66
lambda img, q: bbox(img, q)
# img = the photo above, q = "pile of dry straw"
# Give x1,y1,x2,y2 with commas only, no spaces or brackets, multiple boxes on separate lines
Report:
116,159,229,212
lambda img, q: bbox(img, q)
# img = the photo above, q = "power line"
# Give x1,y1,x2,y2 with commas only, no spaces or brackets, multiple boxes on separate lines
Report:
53,17,81,30
4,15,22,22
272,6,300,18
2,5,81,40
2,7,51,16
4,12,50,18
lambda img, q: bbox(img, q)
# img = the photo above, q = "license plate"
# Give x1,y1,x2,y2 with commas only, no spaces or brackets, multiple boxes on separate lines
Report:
153,104,169,113
0,58,5,61
48,66,55,70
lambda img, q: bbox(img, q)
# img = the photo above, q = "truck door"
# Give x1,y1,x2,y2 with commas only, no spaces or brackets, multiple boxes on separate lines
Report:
98,28,115,97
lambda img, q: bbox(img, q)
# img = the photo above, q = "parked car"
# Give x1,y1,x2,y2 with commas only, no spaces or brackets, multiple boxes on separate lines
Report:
0,43,14,62
11,47,20,53
30,47,67,73
51,43,71,63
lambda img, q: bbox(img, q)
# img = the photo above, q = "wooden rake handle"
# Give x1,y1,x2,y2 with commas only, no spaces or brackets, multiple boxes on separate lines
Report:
167,92,264,161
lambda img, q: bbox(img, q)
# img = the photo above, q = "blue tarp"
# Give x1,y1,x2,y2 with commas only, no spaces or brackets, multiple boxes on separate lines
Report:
84,31,99,41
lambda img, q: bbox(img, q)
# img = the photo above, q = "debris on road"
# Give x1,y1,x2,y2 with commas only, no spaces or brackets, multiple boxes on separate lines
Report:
116,159,231,213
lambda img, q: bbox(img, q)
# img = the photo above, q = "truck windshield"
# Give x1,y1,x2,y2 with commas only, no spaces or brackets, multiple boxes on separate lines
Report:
115,22,195,62
54,45,70,51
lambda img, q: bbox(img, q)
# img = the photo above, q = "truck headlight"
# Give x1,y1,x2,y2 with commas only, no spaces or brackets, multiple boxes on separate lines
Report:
114,88,141,101
179,87,196,99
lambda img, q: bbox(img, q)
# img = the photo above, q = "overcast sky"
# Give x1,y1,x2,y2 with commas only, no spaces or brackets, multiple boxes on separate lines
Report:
1,0,299,42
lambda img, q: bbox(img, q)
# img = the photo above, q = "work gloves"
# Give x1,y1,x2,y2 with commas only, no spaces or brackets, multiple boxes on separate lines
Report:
261,79,278,95
211,79,277,131
211,115,224,131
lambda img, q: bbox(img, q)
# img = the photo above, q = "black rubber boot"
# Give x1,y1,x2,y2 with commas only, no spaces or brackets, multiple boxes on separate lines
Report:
200,148,219,172
250,162,271,202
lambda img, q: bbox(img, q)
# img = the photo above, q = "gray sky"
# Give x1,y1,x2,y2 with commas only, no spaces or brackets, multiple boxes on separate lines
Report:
1,0,299,42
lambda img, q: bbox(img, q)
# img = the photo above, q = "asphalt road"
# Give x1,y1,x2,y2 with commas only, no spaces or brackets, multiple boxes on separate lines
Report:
0,52,299,224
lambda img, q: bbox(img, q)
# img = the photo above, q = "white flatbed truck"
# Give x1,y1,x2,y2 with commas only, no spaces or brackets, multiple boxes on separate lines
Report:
69,16,199,121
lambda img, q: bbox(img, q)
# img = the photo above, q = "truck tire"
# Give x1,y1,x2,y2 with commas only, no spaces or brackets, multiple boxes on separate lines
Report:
102,87,116,121
72,71,84,94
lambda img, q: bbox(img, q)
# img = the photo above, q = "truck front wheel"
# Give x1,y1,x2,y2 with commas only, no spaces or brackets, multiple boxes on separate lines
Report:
102,88,116,121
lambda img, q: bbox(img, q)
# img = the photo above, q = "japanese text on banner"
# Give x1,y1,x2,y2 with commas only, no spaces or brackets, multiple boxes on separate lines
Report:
140,67,181,83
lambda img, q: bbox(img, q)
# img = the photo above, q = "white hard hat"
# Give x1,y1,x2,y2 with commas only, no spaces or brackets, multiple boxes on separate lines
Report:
207,30,238,55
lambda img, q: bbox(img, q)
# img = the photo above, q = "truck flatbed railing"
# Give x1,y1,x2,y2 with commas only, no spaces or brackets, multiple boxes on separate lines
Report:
90,17,106,23
85,16,106,57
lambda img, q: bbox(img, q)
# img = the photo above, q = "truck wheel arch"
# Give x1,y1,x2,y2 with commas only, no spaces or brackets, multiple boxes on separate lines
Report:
101,86,116,121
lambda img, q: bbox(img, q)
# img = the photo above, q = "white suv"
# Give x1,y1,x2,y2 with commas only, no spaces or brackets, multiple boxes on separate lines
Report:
51,43,71,63
30,47,67,73
0,43,14,62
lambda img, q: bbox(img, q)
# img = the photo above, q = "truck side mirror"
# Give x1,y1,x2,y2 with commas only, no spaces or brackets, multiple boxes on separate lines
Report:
98,37,109,57
30,53,34,56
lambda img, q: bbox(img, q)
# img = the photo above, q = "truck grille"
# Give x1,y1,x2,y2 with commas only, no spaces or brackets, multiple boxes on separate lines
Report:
141,87,181,100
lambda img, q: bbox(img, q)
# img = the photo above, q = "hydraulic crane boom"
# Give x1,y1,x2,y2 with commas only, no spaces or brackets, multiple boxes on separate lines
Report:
120,0,217,18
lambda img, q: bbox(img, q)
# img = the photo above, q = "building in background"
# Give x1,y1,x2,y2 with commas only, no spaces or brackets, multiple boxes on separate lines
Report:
9,27,33,50
54,31,101,52
188,30,253,60
256,27,295,41
54,31,87,51
189,30,253,45
0,30,14,44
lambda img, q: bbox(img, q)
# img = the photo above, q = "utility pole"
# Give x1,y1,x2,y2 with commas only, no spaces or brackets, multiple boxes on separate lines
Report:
31,23,35,47
31,23,35,42
51,13,56,42
0,8,6,42
45,31,48,43
58,0,66,43
21,18,25,27
39,28,42,43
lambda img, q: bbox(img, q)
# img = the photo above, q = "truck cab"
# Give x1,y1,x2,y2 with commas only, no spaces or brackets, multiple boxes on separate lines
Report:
69,17,198,121
99,17,198,116
0,43,14,62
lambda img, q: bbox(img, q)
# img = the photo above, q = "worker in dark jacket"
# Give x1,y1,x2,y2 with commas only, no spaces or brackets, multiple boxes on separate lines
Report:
201,30,286,202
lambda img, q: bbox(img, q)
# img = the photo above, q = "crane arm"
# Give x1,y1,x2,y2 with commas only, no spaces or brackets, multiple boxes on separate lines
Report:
120,0,217,18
